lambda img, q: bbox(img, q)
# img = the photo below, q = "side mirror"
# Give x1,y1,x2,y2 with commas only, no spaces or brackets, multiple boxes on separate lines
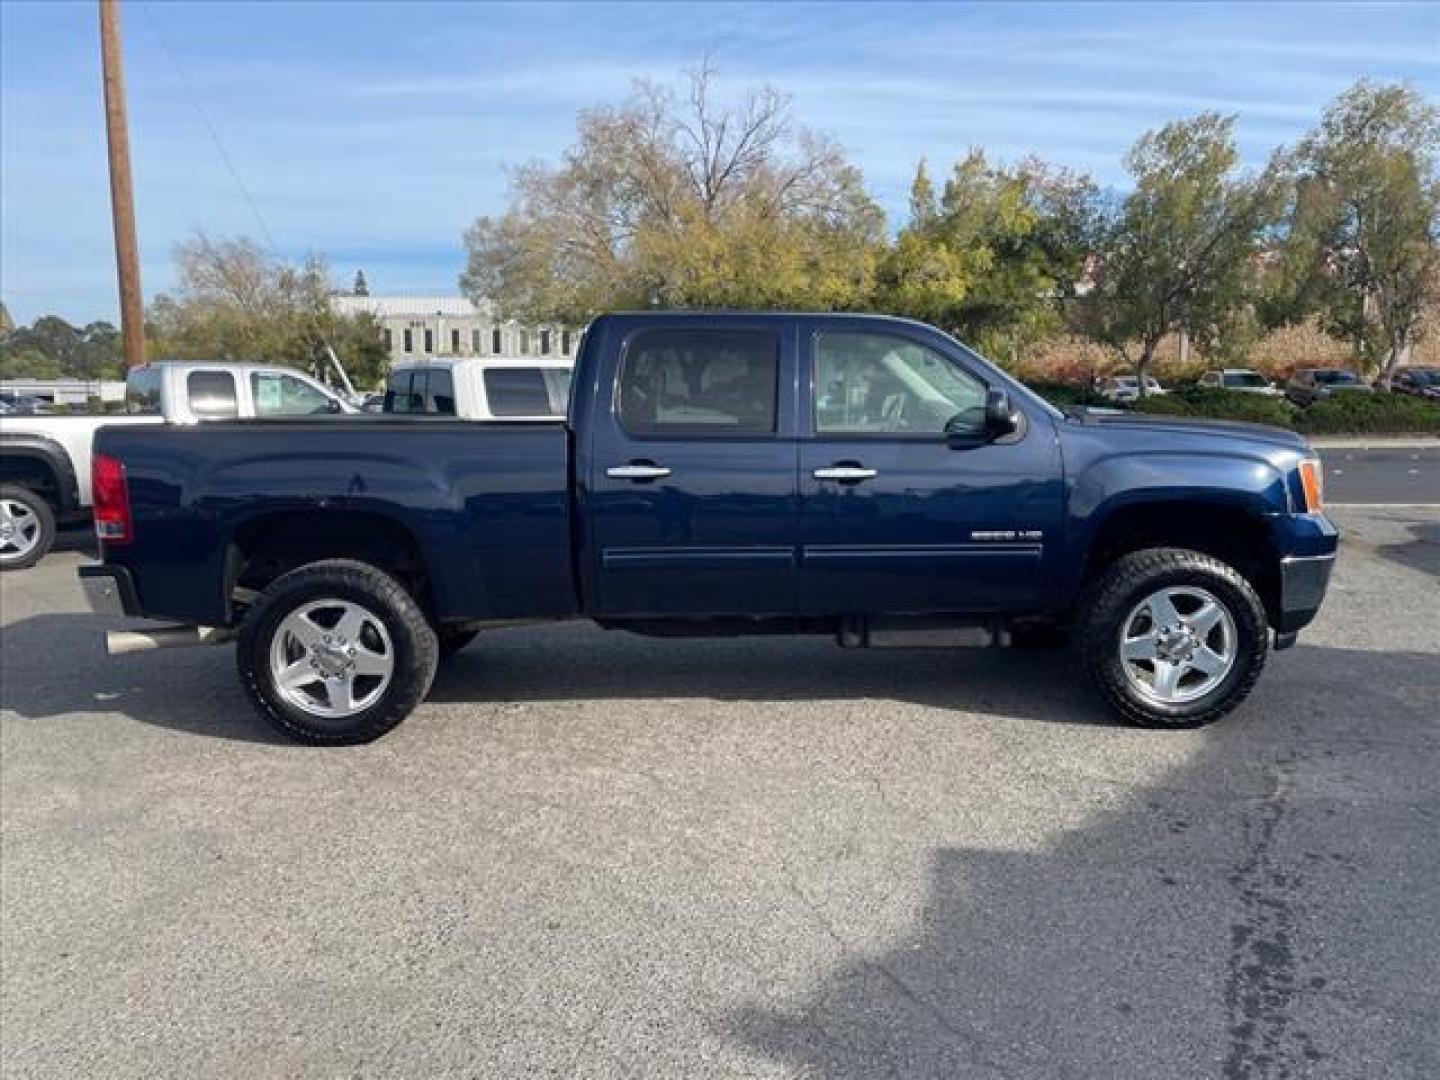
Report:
984,388,1019,438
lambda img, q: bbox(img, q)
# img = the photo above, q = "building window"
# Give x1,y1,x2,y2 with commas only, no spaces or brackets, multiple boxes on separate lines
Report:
540,330,551,355
403,328,413,353
492,328,502,354
424,329,434,353
562,330,572,354
472,329,481,353
450,328,460,353
519,330,530,355
384,329,393,352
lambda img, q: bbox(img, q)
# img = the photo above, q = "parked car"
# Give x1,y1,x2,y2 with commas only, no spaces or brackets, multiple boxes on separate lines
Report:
383,357,574,420
0,393,53,414
1096,375,1168,403
1197,369,1283,396
79,311,1336,743
0,361,353,570
1284,368,1372,407
1391,367,1440,401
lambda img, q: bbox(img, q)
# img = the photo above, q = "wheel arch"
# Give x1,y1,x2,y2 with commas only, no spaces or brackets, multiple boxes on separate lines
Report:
226,508,437,620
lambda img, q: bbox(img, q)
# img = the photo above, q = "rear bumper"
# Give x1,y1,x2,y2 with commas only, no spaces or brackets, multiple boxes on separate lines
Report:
78,564,141,616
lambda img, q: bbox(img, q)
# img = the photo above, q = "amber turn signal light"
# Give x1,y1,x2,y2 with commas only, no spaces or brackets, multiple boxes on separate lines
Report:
1298,459,1324,513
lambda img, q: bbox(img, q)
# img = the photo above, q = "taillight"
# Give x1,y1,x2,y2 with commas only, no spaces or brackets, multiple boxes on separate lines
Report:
92,452,132,543
1298,458,1324,514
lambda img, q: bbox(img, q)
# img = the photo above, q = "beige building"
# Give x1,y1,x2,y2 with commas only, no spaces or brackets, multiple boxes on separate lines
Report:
331,295,577,365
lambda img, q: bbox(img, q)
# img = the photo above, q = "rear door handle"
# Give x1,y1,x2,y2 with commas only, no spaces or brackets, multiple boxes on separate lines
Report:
607,463,672,480
813,466,878,482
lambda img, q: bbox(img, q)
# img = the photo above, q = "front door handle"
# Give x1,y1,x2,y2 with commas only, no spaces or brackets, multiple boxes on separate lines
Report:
607,463,672,481
813,465,878,482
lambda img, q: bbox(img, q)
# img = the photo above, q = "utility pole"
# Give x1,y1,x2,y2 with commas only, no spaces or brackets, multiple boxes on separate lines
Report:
99,0,145,368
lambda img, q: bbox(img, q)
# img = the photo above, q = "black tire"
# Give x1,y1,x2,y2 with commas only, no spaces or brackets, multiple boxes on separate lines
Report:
1075,547,1269,729
237,559,439,744
0,484,56,571
437,626,479,660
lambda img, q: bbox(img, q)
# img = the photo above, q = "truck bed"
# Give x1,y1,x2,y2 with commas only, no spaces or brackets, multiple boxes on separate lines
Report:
95,418,575,625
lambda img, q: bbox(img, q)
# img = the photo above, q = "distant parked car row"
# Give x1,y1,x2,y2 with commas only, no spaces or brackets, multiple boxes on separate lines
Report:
1392,366,1440,401
1087,366,1438,410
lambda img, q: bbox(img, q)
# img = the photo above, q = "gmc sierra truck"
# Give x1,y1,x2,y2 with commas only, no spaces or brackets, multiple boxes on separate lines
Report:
79,312,1337,743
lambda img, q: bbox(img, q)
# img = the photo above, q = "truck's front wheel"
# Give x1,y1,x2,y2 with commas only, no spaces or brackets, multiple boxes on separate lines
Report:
237,560,439,744
1076,547,1269,728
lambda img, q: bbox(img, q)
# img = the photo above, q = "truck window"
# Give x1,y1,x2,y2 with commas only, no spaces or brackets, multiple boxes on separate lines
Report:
187,371,239,420
426,368,456,415
125,368,162,415
484,368,553,416
814,332,985,436
251,372,335,416
543,369,572,415
384,371,421,414
617,329,778,435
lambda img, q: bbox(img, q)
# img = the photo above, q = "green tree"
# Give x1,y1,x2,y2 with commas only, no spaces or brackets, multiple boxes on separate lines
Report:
1084,113,1283,394
877,152,1099,363
147,234,390,389
461,63,884,323
0,347,63,380
0,301,13,336
1279,81,1440,385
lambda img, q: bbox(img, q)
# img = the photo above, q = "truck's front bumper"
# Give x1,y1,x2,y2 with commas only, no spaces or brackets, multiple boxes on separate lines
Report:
1276,552,1336,637
78,564,141,617
1268,512,1339,646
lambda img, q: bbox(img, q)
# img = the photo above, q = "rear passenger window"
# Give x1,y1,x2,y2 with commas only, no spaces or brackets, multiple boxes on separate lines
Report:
617,329,778,435
187,371,238,420
484,368,553,416
384,371,420,414
125,368,162,415
427,368,456,415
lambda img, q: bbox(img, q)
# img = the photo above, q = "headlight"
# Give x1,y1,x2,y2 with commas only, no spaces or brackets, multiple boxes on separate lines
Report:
1297,458,1324,514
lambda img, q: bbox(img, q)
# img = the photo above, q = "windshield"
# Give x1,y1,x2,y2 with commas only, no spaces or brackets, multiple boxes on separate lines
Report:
1315,370,1359,385
1225,372,1267,388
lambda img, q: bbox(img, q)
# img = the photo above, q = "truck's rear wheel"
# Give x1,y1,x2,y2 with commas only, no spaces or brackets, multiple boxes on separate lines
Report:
0,484,55,571
237,559,439,744
1076,547,1268,728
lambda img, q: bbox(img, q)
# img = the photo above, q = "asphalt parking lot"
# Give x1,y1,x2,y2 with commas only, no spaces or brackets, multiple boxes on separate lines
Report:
2,507,1438,1079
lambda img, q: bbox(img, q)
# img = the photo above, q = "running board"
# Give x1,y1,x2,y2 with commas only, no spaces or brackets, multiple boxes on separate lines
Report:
838,615,1011,649
106,624,233,655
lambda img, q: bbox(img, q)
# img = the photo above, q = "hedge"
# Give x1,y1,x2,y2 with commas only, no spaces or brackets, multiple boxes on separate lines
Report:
1028,381,1440,435
1294,392,1440,434
1133,389,1297,428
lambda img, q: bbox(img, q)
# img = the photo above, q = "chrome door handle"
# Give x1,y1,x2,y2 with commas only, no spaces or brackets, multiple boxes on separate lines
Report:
607,464,672,480
813,466,878,482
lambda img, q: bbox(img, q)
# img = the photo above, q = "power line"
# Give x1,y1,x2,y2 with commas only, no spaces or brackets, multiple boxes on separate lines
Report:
138,0,282,258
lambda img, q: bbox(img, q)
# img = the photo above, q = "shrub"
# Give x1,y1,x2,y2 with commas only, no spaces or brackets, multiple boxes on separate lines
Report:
1134,389,1296,428
1296,393,1440,435
1025,381,1090,411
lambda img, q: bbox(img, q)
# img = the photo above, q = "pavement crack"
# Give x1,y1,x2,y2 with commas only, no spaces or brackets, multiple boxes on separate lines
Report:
1221,756,1326,1079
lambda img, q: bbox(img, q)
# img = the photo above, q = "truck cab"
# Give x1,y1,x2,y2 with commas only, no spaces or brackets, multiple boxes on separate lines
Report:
383,357,574,420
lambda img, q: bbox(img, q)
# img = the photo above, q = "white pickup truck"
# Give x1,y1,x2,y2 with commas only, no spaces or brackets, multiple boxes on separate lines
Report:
0,361,353,569
382,357,574,420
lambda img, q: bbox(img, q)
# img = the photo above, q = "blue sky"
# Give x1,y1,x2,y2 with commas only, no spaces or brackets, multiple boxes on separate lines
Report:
2,1,1437,325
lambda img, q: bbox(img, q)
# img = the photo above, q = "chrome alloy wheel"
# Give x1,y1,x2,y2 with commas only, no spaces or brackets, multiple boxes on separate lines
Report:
1118,586,1237,705
0,499,42,562
268,599,395,718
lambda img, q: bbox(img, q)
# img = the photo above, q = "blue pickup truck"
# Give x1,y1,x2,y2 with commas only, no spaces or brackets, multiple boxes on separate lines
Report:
80,312,1337,743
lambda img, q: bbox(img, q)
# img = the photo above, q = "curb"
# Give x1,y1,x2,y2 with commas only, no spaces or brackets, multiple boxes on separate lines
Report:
1308,436,1440,450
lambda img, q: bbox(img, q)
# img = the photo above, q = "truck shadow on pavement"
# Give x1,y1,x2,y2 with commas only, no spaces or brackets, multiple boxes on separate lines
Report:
723,645,1440,1079
3,613,1436,754
1371,519,1440,580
